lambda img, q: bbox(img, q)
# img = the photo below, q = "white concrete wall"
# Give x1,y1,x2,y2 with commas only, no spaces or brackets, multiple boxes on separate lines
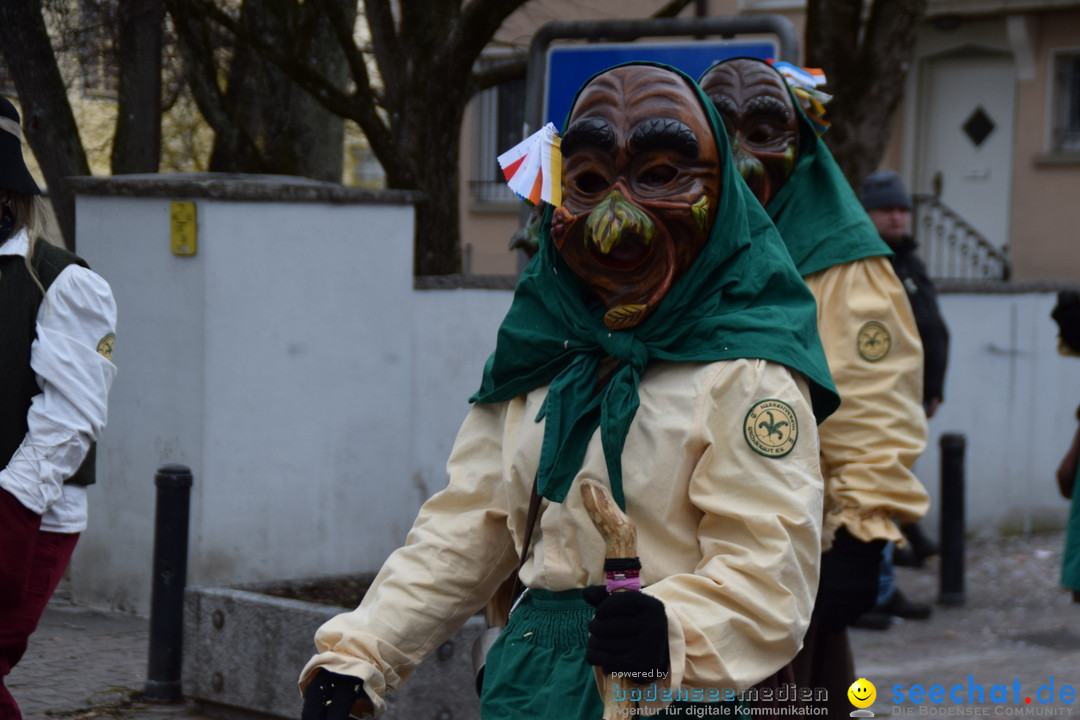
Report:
918,292,1079,539
69,176,1078,614
70,176,511,614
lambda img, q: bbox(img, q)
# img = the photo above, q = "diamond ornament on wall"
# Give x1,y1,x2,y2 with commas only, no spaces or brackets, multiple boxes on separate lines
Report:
962,106,995,147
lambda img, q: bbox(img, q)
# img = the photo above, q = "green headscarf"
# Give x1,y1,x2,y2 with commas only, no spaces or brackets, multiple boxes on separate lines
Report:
723,58,892,277
470,63,837,508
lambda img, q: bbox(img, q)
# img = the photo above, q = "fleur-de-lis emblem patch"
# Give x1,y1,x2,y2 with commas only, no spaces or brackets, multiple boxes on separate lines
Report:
744,399,799,458
96,333,116,361
857,321,891,362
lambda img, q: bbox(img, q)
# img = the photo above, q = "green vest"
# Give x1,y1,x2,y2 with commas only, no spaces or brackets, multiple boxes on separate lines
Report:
0,238,96,486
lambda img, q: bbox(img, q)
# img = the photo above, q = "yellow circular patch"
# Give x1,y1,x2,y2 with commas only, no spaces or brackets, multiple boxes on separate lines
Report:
744,399,798,458
96,333,116,360
857,321,891,362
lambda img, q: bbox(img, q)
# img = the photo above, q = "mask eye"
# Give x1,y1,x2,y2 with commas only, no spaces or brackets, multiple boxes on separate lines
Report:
746,126,776,145
573,171,608,195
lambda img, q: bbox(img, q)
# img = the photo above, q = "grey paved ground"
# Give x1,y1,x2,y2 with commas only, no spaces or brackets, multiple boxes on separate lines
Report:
850,530,1080,716
5,599,202,720
6,530,1080,719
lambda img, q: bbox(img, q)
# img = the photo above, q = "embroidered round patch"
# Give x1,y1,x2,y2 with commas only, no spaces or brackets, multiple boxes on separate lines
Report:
744,399,798,458
857,321,891,362
96,333,115,360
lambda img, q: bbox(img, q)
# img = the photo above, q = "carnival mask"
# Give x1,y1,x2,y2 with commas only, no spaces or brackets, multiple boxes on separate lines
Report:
550,65,721,331
698,58,798,207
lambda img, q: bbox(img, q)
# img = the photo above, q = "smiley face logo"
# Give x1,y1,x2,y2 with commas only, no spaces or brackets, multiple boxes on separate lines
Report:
848,677,877,709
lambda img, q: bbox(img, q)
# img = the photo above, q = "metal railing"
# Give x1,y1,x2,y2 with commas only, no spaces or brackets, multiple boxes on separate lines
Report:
912,193,1011,282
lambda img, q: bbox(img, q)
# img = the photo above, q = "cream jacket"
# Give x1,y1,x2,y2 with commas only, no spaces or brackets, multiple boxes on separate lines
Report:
803,256,929,548
301,359,824,716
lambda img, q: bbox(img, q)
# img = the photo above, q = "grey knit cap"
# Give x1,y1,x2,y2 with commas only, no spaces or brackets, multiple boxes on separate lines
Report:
860,169,911,211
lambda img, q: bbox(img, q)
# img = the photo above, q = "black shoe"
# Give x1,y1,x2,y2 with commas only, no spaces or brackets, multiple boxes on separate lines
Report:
852,609,893,630
902,523,939,562
881,589,932,620
893,545,922,568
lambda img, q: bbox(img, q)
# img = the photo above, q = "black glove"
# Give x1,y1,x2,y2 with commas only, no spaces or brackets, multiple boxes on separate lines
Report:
583,586,669,681
815,527,886,632
301,669,366,720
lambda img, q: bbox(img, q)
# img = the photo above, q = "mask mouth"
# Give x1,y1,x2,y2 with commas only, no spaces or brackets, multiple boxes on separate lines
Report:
587,229,655,271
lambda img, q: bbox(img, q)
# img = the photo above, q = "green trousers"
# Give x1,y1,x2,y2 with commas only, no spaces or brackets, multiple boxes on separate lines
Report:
478,588,737,719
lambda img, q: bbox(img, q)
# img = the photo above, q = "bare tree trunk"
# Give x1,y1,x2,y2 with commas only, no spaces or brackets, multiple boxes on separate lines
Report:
806,0,927,190
186,0,353,181
111,0,165,174
267,0,353,182
405,81,468,276
0,0,91,250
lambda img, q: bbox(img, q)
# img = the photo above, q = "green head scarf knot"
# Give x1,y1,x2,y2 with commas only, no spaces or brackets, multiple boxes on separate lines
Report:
471,62,838,508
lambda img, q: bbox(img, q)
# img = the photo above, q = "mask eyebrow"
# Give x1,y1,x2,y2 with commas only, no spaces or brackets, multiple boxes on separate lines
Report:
561,117,615,156
709,95,738,118
628,118,699,159
744,95,793,121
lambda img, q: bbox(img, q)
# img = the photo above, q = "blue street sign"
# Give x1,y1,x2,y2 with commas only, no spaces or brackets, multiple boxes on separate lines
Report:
543,39,777,128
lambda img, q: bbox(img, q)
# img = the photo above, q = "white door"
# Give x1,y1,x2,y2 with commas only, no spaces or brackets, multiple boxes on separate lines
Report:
917,52,1015,253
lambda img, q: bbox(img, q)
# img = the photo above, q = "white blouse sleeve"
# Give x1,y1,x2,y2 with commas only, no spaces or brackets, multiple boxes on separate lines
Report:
0,264,117,515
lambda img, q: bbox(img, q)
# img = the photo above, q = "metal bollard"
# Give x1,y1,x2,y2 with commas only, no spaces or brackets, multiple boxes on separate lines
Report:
145,464,194,702
938,434,966,606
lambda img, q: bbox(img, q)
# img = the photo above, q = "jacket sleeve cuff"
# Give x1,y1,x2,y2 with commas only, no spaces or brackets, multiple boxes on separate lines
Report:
822,509,904,550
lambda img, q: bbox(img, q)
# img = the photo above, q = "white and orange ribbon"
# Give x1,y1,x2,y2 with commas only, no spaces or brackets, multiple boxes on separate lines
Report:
498,122,562,207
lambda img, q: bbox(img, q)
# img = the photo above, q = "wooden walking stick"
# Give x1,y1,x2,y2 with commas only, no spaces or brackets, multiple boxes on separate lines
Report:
580,478,640,720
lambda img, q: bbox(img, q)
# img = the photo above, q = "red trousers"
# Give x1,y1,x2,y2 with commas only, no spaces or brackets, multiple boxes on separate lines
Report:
0,489,79,720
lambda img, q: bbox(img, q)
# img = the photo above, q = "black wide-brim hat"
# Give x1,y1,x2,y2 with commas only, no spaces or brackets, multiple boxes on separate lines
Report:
1,95,42,195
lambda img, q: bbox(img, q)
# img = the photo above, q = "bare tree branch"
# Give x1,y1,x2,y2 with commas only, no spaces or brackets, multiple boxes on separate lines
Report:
363,0,401,101
165,0,270,170
654,0,696,18
0,0,90,249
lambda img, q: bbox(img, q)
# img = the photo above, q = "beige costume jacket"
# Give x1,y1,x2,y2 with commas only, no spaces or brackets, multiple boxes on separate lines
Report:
803,255,930,548
301,359,824,715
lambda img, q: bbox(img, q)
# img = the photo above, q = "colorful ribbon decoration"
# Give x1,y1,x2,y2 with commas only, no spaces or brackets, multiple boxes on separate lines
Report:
768,59,833,136
498,122,563,207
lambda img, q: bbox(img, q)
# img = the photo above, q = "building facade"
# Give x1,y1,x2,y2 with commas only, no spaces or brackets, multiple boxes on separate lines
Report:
461,0,1080,286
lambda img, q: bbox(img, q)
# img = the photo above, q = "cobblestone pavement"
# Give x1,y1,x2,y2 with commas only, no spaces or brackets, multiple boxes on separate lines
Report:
850,530,1080,715
6,601,208,720
6,531,1080,719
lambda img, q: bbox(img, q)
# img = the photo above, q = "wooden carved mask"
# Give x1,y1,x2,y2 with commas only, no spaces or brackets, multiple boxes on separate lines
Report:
698,58,798,207
550,65,721,331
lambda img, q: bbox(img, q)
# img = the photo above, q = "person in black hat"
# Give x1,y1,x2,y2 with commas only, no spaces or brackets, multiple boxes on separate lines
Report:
0,95,118,720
